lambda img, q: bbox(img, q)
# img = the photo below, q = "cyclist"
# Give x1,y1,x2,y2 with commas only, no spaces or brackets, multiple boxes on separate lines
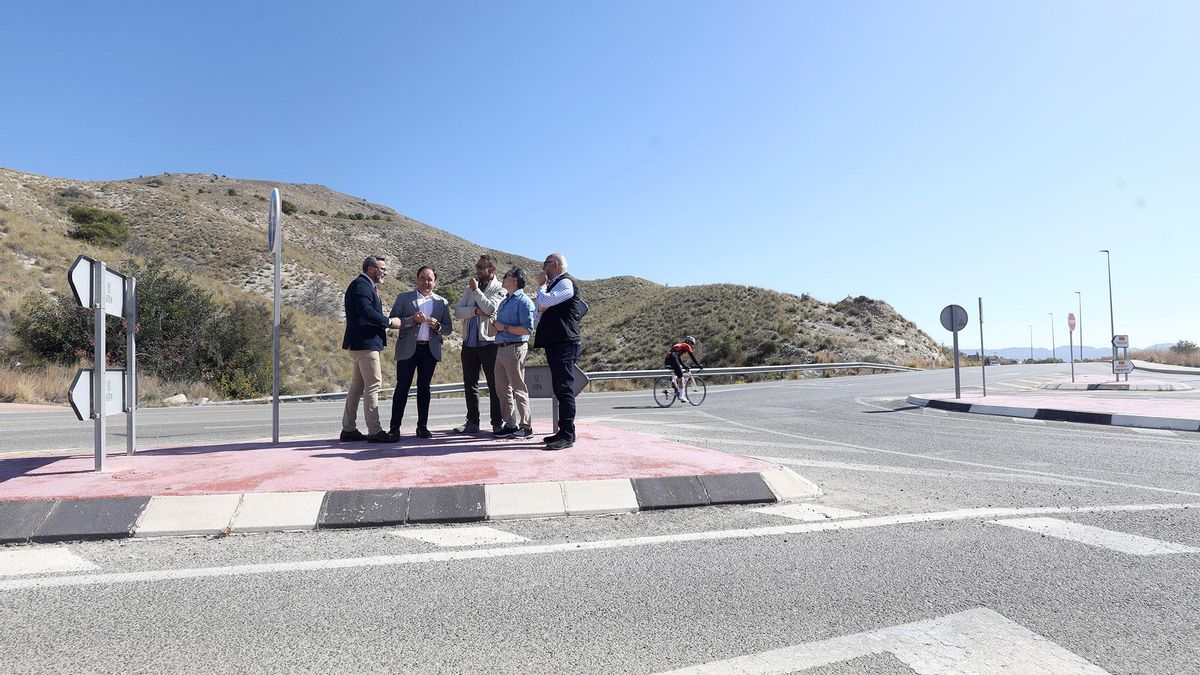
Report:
664,336,703,402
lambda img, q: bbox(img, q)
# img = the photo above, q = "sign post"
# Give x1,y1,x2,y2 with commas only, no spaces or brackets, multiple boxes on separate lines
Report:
1067,313,1076,383
940,304,968,399
525,364,590,433
67,255,137,472
269,188,282,443
978,298,986,397
1112,335,1130,382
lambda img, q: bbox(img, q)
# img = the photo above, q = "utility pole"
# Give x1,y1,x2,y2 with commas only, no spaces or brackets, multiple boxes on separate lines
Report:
1048,313,1056,363
1100,249,1116,381
1074,291,1083,362
1027,324,1034,362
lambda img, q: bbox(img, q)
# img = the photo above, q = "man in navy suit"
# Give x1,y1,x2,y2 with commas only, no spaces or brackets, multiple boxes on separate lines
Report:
341,256,401,442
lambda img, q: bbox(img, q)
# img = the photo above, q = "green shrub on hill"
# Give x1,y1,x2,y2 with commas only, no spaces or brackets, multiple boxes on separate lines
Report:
67,204,129,247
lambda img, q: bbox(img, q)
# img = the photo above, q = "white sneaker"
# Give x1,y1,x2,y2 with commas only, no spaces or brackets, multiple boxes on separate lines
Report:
679,394,689,403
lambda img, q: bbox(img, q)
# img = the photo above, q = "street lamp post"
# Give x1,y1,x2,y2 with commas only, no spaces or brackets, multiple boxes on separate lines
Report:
1100,249,1115,381
1074,290,1083,362
1049,313,1056,363
1028,324,1034,362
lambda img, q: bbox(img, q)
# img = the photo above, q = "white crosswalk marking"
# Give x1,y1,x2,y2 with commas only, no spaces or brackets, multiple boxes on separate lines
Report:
990,517,1200,555
0,548,98,577
753,504,865,521
660,607,1109,674
1013,417,1046,425
392,526,528,547
1128,427,1176,437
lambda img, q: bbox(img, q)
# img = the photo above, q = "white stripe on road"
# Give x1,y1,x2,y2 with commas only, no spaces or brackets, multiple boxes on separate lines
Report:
752,504,866,521
2,502,1197,592
990,517,1200,556
392,526,528,547
0,548,98,577
1127,427,1177,437
659,607,1109,674
755,456,1091,487
1013,417,1046,425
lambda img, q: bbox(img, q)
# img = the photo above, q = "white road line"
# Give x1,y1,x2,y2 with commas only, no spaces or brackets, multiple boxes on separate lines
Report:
695,409,1200,498
0,548,98,577
659,607,1109,674
2,502,1197,592
754,456,1089,487
989,517,1200,556
392,526,528,547
752,504,866,521
923,407,948,414
1013,417,1046,425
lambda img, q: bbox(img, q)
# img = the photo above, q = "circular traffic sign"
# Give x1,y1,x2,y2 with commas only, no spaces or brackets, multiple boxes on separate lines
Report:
940,304,968,332
1068,313,1076,331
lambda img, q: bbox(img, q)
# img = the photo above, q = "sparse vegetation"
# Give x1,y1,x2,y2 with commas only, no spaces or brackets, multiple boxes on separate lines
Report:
66,204,129,247
281,199,298,215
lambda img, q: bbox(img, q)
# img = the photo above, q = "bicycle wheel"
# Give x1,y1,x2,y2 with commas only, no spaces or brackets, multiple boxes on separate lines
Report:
653,377,677,408
686,376,707,406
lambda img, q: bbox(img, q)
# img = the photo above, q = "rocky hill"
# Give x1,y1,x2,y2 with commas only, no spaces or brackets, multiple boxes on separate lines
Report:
0,167,940,396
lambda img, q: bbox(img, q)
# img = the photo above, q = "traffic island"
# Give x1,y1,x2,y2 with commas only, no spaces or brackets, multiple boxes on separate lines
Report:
0,422,819,544
908,393,1200,432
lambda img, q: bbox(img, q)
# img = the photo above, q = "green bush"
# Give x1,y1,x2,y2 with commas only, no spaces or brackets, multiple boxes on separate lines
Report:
12,260,283,399
226,188,238,196
281,200,298,215
1171,340,1198,355
67,204,130,247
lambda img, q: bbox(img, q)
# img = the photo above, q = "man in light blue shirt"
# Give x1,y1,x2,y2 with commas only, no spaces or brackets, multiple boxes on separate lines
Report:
491,267,537,438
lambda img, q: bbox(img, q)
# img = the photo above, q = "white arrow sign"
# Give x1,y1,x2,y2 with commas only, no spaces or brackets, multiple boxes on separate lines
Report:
68,369,126,421
68,255,128,319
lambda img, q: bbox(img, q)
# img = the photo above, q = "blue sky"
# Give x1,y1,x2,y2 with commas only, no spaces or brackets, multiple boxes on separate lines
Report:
3,1,1197,353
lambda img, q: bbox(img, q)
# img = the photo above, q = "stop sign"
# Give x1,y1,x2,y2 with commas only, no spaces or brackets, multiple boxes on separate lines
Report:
1068,313,1076,331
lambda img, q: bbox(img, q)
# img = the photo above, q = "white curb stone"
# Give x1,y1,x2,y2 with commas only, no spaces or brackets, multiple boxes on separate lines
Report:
761,467,822,501
135,494,243,537
485,482,566,520
562,478,639,515
1111,415,1200,432
230,491,325,533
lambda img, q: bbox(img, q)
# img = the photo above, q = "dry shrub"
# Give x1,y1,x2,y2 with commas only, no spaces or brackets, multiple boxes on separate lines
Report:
0,363,75,404
1130,349,1200,368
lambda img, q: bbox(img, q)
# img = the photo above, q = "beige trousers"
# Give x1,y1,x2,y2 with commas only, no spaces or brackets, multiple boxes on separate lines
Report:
342,349,383,434
493,342,531,430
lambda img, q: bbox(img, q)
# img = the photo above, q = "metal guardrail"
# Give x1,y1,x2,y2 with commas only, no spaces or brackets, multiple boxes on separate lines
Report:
208,361,920,406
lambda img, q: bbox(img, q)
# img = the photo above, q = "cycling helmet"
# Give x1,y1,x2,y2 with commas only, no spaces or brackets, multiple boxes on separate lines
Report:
684,336,696,346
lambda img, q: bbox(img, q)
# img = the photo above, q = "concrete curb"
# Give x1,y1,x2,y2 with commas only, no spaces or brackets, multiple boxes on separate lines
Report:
1132,359,1200,376
906,395,1200,433
0,467,819,545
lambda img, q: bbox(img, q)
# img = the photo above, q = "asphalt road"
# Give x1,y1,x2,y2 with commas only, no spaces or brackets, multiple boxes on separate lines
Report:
3,363,1199,673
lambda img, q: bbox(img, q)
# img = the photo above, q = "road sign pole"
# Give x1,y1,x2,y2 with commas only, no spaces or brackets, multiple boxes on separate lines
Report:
126,276,137,455
1069,331,1075,383
978,297,986,398
951,331,961,398
272,245,281,443
93,261,107,472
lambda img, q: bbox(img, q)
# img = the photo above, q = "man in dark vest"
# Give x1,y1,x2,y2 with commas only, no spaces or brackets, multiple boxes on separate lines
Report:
532,252,583,451
340,255,401,443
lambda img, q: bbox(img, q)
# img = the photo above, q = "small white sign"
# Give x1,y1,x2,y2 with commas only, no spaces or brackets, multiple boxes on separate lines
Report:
1113,359,1134,374
67,255,128,319
67,369,126,421
1112,334,1130,348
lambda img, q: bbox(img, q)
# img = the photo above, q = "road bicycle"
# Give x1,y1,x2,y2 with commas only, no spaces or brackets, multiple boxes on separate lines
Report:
653,368,707,408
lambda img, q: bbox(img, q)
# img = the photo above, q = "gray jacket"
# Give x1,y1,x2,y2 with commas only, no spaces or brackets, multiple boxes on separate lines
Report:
389,290,454,361
454,277,506,344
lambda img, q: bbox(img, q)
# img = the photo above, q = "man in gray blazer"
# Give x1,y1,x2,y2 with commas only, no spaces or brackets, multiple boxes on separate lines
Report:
386,266,454,441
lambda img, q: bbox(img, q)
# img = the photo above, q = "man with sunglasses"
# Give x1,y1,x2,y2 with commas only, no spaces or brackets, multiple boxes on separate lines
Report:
340,255,402,443
452,254,507,434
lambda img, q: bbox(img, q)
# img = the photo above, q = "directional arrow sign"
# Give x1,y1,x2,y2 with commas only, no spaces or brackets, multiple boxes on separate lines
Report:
524,364,590,398
68,255,128,318
68,369,127,421
1113,359,1134,374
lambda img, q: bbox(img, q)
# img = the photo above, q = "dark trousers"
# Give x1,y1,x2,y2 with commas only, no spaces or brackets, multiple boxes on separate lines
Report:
390,344,438,431
545,341,580,439
461,343,501,427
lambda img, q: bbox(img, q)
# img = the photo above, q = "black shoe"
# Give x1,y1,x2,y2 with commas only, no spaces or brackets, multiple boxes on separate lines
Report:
542,432,566,444
339,429,366,442
545,438,574,451
385,430,400,443
452,423,480,434
365,430,392,443
493,426,519,438
492,423,504,434
415,426,433,439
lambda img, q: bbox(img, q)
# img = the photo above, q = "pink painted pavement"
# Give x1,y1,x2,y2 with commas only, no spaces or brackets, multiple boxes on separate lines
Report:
917,392,1200,420
0,423,777,501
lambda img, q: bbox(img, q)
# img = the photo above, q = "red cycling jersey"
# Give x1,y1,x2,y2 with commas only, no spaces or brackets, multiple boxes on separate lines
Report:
666,342,694,358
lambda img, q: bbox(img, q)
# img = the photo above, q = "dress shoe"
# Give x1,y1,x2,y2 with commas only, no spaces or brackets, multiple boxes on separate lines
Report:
365,430,392,443
415,426,433,439
493,426,519,438
384,430,400,443
339,429,366,442
544,438,574,451
542,431,566,444
452,423,480,434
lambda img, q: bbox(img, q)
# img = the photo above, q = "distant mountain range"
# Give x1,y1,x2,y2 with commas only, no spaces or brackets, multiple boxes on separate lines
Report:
972,344,1175,360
